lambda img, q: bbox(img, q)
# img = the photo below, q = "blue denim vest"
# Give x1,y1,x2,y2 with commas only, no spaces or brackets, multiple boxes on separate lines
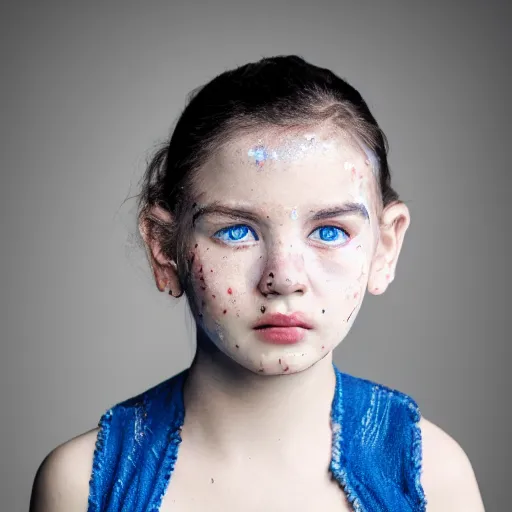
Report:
88,363,427,511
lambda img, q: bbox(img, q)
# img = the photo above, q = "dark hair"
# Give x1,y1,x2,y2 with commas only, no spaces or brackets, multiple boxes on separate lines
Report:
137,55,400,296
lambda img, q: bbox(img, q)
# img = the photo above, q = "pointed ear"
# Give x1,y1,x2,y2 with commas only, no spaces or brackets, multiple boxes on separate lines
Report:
139,205,183,297
367,201,410,295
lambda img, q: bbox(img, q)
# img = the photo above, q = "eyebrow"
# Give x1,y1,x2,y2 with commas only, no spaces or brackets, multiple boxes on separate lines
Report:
192,201,369,225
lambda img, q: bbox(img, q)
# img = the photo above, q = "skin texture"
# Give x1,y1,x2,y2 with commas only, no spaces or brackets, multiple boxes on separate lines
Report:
150,126,400,377
29,124,485,511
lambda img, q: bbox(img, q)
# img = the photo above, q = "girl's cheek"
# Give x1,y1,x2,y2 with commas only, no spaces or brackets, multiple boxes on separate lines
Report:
189,249,239,319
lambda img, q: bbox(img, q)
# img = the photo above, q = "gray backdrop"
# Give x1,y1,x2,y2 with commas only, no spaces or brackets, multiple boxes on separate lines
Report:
2,1,510,510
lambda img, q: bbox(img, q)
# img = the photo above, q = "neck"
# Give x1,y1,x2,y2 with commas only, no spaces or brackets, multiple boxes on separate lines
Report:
182,330,337,469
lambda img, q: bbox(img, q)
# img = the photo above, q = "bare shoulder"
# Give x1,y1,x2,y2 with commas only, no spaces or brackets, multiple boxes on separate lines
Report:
29,428,100,512
419,417,485,511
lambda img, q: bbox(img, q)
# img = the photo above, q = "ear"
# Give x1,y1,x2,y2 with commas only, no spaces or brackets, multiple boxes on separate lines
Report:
367,201,410,295
139,205,183,297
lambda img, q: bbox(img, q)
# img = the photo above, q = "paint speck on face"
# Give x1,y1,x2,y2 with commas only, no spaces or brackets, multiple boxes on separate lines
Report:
260,305,266,313
258,368,264,373
283,366,289,372
210,269,214,272
291,208,298,220
235,344,239,348
211,478,214,484
279,358,281,364
227,288,233,294
248,145,269,168
195,244,198,248
321,345,325,350
322,309,325,314
212,294,216,298
223,309,227,314
269,272,274,278
386,274,391,280
347,306,357,322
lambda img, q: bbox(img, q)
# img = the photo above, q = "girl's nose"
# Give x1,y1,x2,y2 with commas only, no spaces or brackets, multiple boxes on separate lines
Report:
258,250,308,298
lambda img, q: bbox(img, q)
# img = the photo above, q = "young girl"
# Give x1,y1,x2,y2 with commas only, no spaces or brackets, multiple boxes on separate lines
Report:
30,55,484,511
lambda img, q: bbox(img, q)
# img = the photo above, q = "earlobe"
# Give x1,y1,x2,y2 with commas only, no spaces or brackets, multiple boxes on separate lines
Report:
367,202,410,296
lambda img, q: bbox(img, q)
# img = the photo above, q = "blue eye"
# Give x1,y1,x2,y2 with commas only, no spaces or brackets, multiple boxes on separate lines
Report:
309,226,349,244
213,224,259,243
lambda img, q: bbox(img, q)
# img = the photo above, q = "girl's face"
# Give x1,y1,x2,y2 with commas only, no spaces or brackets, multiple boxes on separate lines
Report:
187,126,383,375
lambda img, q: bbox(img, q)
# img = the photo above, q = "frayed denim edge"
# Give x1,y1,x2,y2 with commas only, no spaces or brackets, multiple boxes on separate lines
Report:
148,374,186,512
88,408,114,511
407,400,428,511
330,366,364,512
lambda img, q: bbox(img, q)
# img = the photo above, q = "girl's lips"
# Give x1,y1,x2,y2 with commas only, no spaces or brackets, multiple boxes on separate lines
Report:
253,312,314,330
254,326,307,344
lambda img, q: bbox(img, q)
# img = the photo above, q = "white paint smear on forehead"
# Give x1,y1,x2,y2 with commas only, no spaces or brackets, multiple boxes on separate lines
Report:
246,132,379,179
246,133,337,168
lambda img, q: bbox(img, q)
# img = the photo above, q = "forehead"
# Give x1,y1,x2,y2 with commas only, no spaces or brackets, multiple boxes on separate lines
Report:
196,126,380,213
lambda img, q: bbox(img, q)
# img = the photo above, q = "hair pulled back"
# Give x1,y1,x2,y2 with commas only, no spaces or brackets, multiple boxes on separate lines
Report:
137,55,399,294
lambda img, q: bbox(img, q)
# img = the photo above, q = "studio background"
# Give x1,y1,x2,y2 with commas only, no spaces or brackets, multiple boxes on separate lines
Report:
2,1,509,510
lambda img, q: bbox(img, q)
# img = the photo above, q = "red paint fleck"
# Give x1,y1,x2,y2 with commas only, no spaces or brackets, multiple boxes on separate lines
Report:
283,366,289,372
212,294,216,298
223,309,227,314
227,288,233,295
199,266,203,273
210,269,213,272
353,292,359,299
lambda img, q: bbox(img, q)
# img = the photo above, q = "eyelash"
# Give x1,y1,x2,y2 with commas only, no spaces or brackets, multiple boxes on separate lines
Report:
212,223,351,246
